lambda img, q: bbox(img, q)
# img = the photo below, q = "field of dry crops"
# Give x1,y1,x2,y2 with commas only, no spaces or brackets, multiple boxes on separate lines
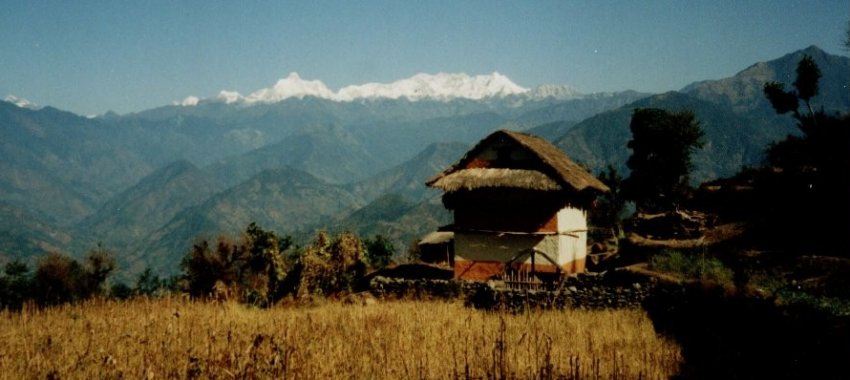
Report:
0,298,681,379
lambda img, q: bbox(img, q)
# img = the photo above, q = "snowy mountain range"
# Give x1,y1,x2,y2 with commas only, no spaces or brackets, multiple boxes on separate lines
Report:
3,95,39,110
178,72,580,106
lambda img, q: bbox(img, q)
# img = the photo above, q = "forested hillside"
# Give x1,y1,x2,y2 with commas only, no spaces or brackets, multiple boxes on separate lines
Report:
1,46,847,279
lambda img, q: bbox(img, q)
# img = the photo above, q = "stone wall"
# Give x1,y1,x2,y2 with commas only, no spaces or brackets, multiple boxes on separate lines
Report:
368,270,655,311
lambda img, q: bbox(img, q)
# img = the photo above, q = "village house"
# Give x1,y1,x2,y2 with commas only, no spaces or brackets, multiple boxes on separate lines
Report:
425,130,609,281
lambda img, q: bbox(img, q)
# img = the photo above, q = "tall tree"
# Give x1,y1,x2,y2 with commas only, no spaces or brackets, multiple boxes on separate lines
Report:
622,108,705,212
760,55,850,254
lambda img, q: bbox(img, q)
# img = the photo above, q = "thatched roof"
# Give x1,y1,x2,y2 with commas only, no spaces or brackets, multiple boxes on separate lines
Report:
426,129,609,193
418,231,454,245
429,168,561,192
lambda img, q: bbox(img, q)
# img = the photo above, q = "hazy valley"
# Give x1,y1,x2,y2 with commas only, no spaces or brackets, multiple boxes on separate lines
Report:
1,45,848,279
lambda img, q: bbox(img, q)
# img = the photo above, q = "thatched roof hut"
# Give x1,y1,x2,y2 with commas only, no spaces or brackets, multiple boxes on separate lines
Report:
427,129,609,194
423,129,607,281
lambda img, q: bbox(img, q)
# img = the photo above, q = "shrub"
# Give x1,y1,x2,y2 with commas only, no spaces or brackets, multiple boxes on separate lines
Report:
650,249,733,284
294,231,366,298
180,223,292,306
33,252,87,305
364,235,395,269
0,260,31,310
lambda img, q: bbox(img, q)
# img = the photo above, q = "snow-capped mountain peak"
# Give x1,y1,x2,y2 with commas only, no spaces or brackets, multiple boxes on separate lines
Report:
175,96,200,107
179,71,571,107
245,72,336,103
337,72,529,101
529,84,581,99
4,95,40,110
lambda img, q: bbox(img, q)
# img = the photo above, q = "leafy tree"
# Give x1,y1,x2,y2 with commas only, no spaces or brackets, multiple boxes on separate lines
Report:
134,267,164,297
110,282,133,300
83,245,116,297
0,260,32,310
180,223,293,306
243,222,290,303
33,252,86,305
759,55,850,254
295,231,367,298
592,165,627,237
364,235,395,269
181,237,243,299
622,108,705,212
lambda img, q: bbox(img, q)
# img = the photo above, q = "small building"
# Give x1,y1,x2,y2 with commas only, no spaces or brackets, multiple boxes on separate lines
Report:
425,130,609,281
417,231,454,266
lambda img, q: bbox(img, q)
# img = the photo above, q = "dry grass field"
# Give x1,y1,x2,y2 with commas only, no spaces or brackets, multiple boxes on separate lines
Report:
0,298,681,379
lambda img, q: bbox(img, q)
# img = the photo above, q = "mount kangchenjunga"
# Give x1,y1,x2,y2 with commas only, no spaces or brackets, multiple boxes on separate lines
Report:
1,46,847,279
181,71,578,106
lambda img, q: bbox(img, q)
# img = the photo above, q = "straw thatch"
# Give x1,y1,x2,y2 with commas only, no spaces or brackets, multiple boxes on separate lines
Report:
429,168,561,192
426,129,609,193
418,231,454,246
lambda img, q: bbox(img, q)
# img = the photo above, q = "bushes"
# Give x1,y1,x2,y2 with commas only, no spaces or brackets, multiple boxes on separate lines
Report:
649,249,733,284
294,231,366,299
363,235,394,269
180,223,292,306
0,248,117,309
179,224,376,305
1,223,398,309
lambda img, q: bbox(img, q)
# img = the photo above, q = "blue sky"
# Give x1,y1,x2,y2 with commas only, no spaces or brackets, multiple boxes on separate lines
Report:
1,0,847,116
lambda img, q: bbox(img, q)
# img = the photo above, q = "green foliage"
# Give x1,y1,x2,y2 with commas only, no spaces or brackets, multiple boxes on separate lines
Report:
110,282,133,300
622,108,705,212
33,252,87,305
84,245,116,297
650,249,733,285
295,231,367,298
793,55,822,105
134,267,165,297
0,260,32,310
763,81,799,115
764,54,822,118
180,222,294,306
364,235,395,269
776,290,850,317
756,56,850,254
0,248,118,308
591,165,627,236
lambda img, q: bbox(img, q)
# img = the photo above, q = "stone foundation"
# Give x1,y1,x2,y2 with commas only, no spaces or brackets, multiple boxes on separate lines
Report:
368,270,655,311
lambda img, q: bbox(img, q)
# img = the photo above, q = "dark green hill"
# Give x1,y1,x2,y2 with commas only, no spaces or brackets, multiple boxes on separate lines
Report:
555,91,797,183
329,194,451,260
348,141,469,203
0,101,153,224
207,124,382,186
77,160,221,251
516,90,649,128
555,46,849,183
128,167,362,275
682,45,849,115
0,202,77,265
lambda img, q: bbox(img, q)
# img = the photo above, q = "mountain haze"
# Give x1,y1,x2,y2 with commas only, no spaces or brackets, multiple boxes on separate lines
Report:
1,46,847,278
557,46,849,181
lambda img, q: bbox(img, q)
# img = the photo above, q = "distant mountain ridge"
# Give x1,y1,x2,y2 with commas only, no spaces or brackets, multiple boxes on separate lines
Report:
557,45,849,181
180,71,581,106
681,45,850,114
0,45,847,280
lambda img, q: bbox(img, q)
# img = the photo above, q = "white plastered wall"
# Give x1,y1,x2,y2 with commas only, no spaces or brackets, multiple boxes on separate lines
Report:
556,206,587,266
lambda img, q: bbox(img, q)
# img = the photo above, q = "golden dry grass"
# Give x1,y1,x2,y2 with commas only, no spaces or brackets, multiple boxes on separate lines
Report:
0,298,681,379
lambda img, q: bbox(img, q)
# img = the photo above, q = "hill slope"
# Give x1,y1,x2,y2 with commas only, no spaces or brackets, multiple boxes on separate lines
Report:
556,46,849,182
77,160,221,251
128,167,362,275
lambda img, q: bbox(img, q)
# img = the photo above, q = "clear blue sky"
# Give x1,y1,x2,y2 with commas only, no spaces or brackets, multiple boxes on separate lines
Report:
1,0,847,116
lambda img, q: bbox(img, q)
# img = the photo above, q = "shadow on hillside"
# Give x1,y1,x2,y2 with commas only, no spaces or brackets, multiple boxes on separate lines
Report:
643,283,850,379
